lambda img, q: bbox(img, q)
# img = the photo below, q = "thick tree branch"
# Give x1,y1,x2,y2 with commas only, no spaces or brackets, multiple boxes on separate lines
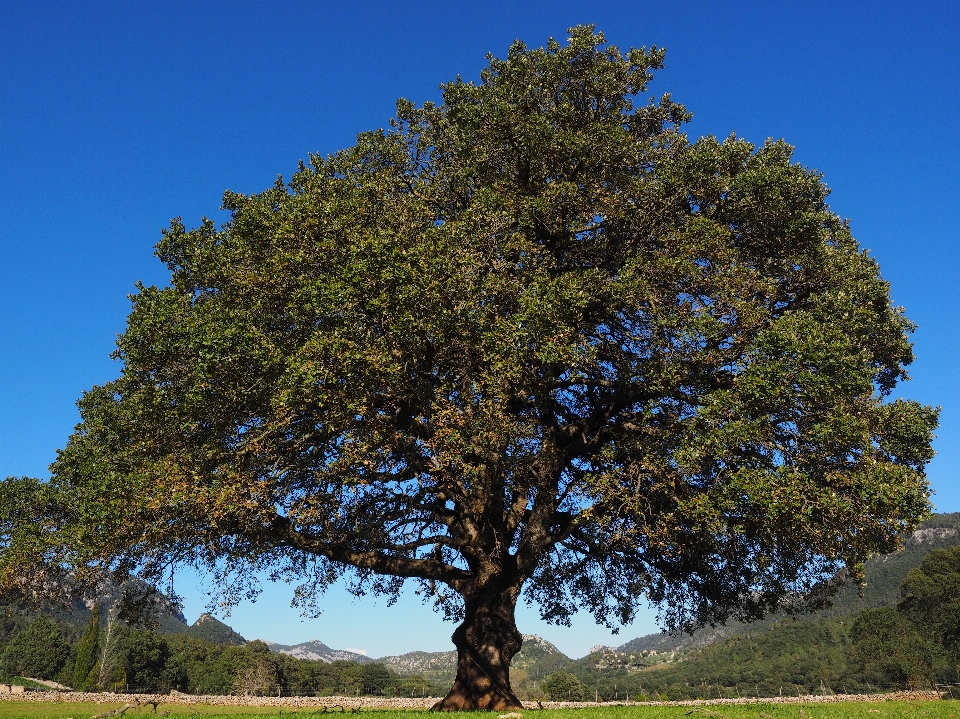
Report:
270,516,472,584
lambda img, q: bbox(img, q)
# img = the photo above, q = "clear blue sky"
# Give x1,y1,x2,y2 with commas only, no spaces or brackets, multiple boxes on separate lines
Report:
1,0,958,659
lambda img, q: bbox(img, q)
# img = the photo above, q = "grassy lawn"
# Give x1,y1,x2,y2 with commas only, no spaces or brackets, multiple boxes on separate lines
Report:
0,703,959,719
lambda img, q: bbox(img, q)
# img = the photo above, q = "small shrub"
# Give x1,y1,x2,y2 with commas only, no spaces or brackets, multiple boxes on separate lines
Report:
541,671,584,701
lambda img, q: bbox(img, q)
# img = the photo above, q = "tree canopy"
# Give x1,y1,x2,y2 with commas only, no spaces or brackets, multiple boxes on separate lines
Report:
0,616,70,681
0,27,937,709
899,546,960,659
849,607,942,686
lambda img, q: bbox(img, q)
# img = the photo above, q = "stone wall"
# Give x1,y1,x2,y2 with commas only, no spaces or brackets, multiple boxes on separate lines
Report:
0,688,943,709
0,691,442,709
538,690,943,708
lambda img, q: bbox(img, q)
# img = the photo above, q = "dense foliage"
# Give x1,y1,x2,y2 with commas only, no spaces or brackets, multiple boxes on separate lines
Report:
541,671,585,701
899,546,960,660
848,608,945,686
0,616,70,681
541,550,960,702
0,26,936,709
531,524,960,701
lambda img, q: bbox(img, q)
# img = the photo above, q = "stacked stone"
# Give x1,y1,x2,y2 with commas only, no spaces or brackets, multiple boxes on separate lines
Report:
0,688,943,708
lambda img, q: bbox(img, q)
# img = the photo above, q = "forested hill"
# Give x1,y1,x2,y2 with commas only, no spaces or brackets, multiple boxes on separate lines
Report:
614,512,960,656
830,512,960,609
180,613,246,645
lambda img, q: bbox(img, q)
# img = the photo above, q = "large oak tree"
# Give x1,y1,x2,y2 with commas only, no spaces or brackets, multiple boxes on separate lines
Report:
0,27,937,709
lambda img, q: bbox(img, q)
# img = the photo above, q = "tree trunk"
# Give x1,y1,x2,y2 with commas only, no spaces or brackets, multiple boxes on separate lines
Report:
432,582,524,711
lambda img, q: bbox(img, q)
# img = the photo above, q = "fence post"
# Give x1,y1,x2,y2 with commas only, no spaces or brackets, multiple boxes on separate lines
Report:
931,679,943,700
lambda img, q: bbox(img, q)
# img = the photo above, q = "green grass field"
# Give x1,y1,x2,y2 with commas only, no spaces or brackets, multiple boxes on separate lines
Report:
0,703,958,719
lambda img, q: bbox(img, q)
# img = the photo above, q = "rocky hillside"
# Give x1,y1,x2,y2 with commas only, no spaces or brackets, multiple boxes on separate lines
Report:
266,639,373,664
377,648,456,674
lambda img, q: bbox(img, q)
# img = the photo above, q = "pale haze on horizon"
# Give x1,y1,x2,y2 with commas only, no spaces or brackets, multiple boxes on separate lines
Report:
1,1,958,660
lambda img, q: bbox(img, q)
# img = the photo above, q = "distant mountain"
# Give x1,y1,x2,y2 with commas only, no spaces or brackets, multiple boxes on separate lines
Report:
80,580,247,644
0,575,257,649
613,512,960,658
614,621,737,658
377,648,456,675
615,630,710,656
512,634,574,678
377,633,572,685
174,613,246,645
0,574,192,647
266,639,373,664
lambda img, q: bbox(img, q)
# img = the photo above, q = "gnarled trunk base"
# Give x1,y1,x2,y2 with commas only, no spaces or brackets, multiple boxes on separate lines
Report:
431,655,524,711
432,584,523,711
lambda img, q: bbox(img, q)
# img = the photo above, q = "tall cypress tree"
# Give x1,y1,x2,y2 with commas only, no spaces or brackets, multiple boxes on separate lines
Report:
73,608,98,690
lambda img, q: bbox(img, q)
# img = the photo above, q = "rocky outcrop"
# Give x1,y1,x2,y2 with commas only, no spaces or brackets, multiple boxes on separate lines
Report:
908,527,958,544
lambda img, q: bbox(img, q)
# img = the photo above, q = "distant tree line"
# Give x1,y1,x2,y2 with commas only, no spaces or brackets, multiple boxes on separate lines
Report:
0,610,435,697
